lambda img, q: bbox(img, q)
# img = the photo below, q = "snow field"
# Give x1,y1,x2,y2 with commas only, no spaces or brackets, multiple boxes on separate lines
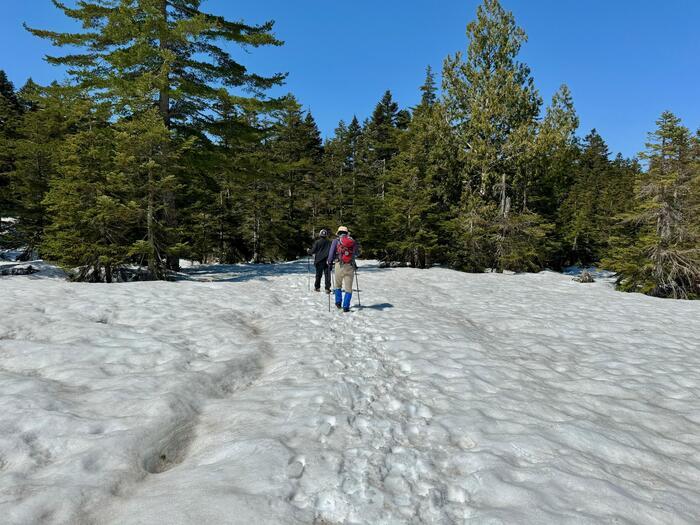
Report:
0,261,699,524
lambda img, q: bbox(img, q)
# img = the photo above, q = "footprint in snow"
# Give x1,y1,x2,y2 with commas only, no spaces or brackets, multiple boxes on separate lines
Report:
287,456,305,479
455,435,477,450
318,415,337,437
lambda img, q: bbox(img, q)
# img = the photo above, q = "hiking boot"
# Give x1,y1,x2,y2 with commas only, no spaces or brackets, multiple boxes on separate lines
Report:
325,288,331,294
335,302,342,309
342,292,352,311
314,287,320,292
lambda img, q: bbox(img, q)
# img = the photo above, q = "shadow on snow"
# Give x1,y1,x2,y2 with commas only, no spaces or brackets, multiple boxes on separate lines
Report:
180,260,391,283
356,303,394,311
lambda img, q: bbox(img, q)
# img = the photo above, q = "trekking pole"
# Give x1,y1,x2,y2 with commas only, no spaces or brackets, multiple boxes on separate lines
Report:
307,256,311,291
354,266,361,307
328,265,332,312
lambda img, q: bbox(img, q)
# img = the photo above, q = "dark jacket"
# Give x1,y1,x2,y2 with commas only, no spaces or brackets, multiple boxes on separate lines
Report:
309,238,331,264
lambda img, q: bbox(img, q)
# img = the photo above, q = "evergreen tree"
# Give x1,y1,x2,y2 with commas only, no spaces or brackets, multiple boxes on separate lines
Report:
604,112,700,298
267,97,324,259
27,0,284,274
691,129,700,245
443,0,541,199
322,116,363,227
448,191,497,271
558,130,611,265
301,111,328,241
385,68,441,267
186,102,269,264
10,81,76,259
532,84,579,218
443,0,548,271
42,97,139,282
556,130,637,267
426,101,465,215
0,70,22,241
240,122,291,263
26,0,285,131
355,90,404,255
420,66,437,107
113,109,189,279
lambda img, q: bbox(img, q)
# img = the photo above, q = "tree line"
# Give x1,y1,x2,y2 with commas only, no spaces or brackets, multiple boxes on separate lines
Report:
0,0,698,298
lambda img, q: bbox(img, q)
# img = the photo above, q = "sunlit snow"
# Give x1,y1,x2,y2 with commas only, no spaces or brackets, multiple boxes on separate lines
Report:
1,260,699,524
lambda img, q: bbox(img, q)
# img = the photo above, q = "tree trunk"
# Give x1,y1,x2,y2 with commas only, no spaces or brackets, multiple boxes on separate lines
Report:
253,214,260,263
159,0,179,272
158,0,170,130
500,173,507,217
147,168,158,279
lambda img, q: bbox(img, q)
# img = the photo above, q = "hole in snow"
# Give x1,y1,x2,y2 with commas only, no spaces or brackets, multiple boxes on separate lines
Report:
143,422,196,474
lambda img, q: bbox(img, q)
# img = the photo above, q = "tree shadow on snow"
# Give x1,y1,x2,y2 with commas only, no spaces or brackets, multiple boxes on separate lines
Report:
181,260,309,282
181,260,392,283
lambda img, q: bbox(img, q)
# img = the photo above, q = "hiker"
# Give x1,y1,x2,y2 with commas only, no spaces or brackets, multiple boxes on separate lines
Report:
308,229,332,293
327,226,360,312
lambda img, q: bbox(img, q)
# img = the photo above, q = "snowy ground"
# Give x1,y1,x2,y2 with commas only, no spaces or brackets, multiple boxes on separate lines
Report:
1,261,699,524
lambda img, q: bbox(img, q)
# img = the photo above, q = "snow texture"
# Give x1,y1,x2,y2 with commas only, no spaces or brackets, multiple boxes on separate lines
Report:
0,260,699,524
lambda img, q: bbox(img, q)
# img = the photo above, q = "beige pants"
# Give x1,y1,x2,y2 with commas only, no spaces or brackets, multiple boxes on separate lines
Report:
334,262,355,293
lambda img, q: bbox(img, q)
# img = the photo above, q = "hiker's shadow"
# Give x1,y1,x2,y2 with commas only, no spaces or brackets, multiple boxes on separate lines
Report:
358,303,394,311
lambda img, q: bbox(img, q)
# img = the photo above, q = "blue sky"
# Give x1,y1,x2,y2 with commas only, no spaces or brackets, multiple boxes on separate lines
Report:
1,1,698,158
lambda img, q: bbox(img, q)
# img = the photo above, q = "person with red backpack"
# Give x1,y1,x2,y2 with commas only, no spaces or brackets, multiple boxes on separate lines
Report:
327,226,360,312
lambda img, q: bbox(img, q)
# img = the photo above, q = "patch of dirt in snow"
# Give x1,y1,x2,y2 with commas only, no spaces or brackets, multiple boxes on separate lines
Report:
143,420,198,474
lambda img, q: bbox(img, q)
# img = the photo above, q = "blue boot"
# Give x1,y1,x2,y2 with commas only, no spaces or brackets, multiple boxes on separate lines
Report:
342,292,352,312
334,289,342,309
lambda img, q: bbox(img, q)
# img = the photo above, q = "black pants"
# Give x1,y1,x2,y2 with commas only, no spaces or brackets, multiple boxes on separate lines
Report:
314,260,331,290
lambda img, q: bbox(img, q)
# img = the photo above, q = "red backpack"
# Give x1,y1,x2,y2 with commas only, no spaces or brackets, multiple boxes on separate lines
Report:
337,235,356,264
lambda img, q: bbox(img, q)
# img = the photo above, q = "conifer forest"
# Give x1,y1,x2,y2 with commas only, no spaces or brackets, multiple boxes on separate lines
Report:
1,0,698,298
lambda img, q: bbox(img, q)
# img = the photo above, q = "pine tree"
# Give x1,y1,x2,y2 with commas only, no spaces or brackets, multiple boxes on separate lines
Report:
557,130,609,265
443,0,548,271
10,81,77,259
420,66,437,107
557,130,637,267
241,125,291,263
184,101,269,264
690,129,700,247
0,70,22,242
26,0,285,131
27,0,285,274
604,112,700,298
597,153,638,255
447,191,497,271
443,0,541,199
355,90,405,255
42,97,139,282
321,116,363,228
267,97,324,259
301,112,328,241
532,84,579,218
384,68,441,267
113,109,189,279
426,102,465,215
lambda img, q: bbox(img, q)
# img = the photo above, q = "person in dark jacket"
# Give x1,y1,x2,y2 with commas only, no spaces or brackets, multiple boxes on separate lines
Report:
309,229,332,293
